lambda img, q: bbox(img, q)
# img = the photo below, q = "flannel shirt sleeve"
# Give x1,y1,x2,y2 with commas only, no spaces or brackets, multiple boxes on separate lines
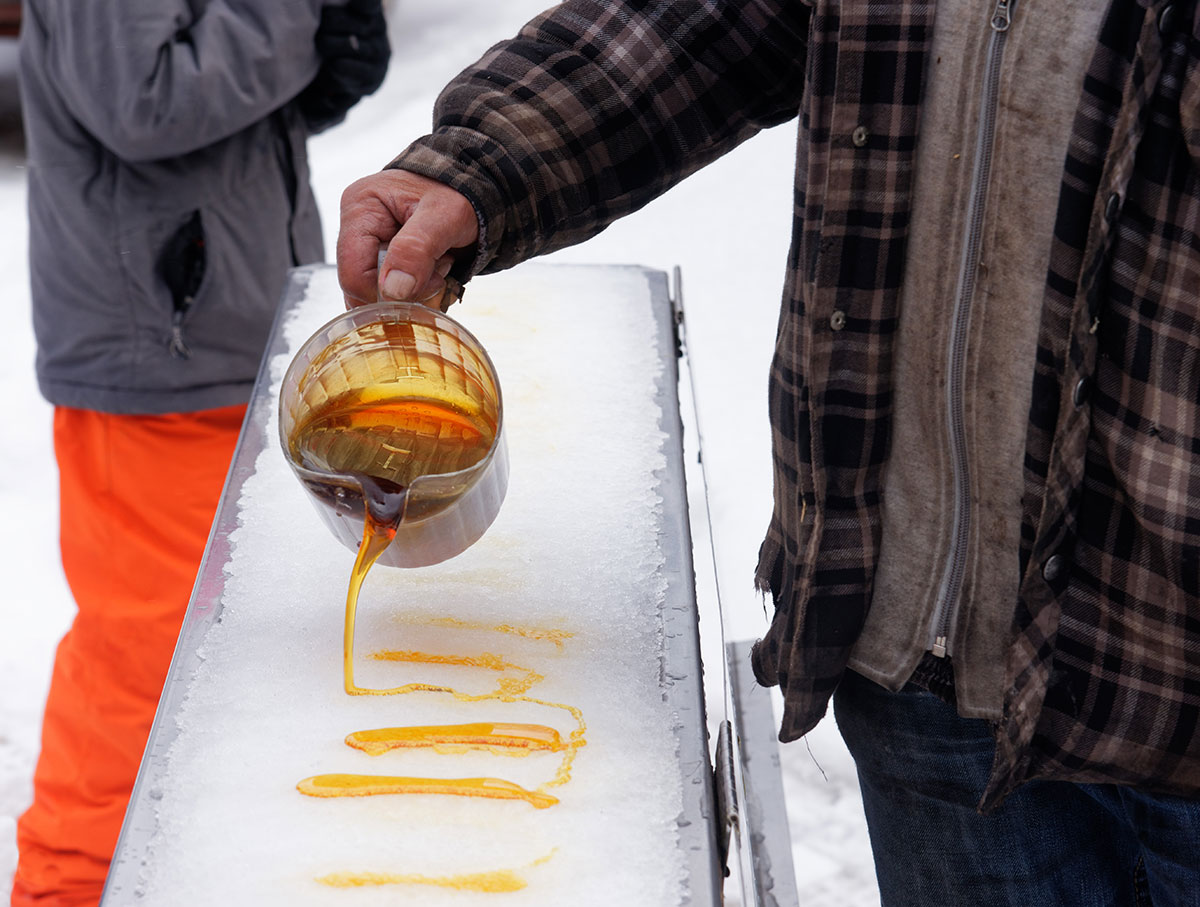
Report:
386,0,811,281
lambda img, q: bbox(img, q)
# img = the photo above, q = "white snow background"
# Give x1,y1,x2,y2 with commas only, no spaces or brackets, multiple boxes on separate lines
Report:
0,4,878,904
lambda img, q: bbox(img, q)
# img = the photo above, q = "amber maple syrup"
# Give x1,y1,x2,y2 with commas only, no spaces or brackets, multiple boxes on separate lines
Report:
286,387,498,692
297,773,559,809
285,316,575,888
288,388,495,486
345,722,566,756
316,850,557,892
288,386,498,525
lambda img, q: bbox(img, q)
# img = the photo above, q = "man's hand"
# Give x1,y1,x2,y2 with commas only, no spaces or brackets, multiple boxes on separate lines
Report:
337,169,479,309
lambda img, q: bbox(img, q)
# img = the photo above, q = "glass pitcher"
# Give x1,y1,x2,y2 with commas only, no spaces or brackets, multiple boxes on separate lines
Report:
278,302,507,568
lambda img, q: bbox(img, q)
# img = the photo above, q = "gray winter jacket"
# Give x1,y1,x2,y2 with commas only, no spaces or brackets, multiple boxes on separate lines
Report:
20,0,330,414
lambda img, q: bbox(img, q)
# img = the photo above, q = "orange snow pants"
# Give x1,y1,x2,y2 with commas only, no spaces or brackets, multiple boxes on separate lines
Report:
12,404,246,907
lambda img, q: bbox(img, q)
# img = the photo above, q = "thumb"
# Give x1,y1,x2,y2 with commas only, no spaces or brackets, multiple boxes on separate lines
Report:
336,169,478,307
377,185,478,303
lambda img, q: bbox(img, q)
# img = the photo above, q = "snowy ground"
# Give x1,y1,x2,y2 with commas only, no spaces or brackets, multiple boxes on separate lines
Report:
0,5,878,904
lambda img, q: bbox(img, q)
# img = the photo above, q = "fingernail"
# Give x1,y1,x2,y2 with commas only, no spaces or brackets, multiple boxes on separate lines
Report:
381,269,416,300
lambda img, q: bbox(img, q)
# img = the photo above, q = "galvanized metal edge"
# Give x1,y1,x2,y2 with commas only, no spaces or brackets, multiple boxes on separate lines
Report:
644,266,723,906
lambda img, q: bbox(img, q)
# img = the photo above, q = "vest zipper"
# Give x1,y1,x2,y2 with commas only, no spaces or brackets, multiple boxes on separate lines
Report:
929,0,1014,658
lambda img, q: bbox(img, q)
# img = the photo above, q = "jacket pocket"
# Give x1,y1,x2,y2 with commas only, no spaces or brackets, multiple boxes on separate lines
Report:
155,209,207,359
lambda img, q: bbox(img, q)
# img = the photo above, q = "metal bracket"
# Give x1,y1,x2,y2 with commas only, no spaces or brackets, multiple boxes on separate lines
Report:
713,718,739,877
670,264,686,360
728,640,801,907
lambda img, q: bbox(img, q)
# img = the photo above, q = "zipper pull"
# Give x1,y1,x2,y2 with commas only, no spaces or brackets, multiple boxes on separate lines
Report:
991,0,1012,31
169,303,192,359
931,636,948,658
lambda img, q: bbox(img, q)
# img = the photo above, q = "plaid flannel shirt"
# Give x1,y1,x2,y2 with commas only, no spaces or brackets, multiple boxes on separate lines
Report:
390,0,1200,805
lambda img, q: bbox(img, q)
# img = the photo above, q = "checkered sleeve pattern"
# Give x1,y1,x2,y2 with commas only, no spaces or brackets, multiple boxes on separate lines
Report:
387,0,811,281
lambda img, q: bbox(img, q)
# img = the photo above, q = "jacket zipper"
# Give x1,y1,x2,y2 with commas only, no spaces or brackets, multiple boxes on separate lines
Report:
159,209,206,360
929,0,1014,658
169,307,192,359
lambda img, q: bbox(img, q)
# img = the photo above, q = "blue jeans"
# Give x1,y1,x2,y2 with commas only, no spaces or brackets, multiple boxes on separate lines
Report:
833,669,1200,906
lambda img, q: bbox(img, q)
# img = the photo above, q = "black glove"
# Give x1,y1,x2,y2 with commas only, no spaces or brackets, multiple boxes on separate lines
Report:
298,0,391,132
